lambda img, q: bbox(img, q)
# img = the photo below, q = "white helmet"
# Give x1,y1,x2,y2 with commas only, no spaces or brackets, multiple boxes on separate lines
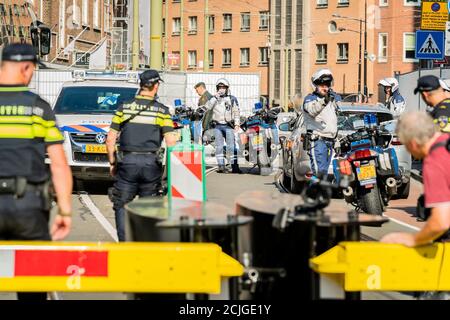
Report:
439,79,450,92
311,69,334,90
216,78,230,88
379,77,399,92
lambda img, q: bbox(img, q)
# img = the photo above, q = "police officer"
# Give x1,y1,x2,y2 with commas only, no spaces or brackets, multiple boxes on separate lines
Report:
0,43,73,300
303,69,342,178
414,75,450,133
378,77,406,118
106,70,177,242
193,82,213,144
202,78,242,174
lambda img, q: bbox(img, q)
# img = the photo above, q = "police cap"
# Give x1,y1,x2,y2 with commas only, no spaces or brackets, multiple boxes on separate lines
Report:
414,75,441,94
140,69,164,87
1,43,39,63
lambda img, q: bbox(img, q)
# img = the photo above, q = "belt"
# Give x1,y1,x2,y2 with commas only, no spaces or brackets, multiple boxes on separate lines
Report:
122,151,157,155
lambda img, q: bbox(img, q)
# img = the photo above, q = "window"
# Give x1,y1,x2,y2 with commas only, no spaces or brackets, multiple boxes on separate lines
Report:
404,0,420,6
316,0,328,8
240,48,250,66
403,32,417,62
286,0,292,44
337,43,349,63
222,48,232,67
82,0,88,26
259,11,269,30
188,50,197,68
209,49,214,68
72,0,80,26
274,50,281,99
337,0,350,6
93,0,99,29
241,12,250,32
188,16,198,34
208,15,215,33
379,0,388,6
275,0,281,45
378,33,388,62
259,47,269,65
223,14,232,32
316,44,327,63
172,18,181,35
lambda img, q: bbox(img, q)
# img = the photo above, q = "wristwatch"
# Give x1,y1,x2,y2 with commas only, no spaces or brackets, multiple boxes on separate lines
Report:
58,208,72,217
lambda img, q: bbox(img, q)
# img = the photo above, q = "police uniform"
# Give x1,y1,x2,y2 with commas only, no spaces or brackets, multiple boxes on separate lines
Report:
414,75,450,133
0,48,64,242
110,72,174,242
430,99,450,133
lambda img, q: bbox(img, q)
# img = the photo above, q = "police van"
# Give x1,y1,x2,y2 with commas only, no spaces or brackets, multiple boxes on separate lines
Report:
53,70,140,187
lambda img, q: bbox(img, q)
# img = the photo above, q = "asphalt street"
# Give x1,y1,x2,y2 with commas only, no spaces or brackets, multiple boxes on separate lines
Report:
0,159,425,300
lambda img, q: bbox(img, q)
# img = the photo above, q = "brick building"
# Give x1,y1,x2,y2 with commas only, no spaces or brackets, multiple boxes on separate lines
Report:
271,0,420,107
0,0,34,46
162,0,270,98
32,0,113,67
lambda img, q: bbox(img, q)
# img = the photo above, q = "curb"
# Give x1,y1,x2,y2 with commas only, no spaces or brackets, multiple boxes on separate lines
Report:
410,169,423,184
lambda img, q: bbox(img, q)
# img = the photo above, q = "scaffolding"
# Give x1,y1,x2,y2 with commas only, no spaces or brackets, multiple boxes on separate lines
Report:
111,0,130,70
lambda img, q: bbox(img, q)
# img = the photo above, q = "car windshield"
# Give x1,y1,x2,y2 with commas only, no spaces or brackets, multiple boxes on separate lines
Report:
54,86,138,114
338,112,393,131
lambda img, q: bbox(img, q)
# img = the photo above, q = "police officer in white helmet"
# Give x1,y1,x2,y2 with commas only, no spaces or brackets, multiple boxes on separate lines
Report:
303,69,342,178
202,78,242,174
378,77,406,118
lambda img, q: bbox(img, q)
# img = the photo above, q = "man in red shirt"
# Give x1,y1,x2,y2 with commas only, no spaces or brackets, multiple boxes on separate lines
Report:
381,112,450,247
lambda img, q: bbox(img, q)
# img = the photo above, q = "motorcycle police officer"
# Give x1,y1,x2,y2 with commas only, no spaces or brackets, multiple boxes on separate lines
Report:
303,69,342,178
0,43,73,300
202,78,242,174
378,77,406,118
106,70,177,242
414,75,450,133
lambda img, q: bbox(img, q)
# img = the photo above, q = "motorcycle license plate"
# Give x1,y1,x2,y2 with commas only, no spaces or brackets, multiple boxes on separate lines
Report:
252,135,264,148
83,145,107,154
356,165,376,182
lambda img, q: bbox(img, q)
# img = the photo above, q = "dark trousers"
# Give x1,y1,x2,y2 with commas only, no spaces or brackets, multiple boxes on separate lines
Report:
308,138,334,177
0,191,51,301
112,153,162,242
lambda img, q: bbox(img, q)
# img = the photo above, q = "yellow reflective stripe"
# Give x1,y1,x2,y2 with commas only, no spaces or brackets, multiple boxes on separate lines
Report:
112,115,124,125
156,118,174,127
0,115,56,127
0,125,40,138
45,127,64,142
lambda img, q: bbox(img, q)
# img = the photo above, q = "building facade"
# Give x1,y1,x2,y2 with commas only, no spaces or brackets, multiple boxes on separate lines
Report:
33,0,113,68
270,0,420,107
162,0,270,98
0,0,34,46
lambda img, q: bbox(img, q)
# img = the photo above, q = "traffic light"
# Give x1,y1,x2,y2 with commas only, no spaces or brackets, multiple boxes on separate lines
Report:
39,25,51,56
29,22,51,57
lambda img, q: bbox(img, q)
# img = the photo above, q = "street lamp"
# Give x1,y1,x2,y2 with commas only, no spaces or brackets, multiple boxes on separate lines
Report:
338,26,362,102
332,1,368,101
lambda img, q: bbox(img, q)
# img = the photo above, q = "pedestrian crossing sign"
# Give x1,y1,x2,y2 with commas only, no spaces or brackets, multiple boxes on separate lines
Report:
416,30,445,59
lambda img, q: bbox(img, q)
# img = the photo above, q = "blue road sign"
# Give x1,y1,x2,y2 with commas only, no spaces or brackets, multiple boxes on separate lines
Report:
416,30,445,60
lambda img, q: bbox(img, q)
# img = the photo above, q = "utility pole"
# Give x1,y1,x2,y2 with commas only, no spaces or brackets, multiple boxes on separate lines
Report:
284,49,289,112
358,20,362,101
363,0,368,101
131,0,140,70
150,0,163,70
180,0,185,71
203,0,209,72
164,0,169,69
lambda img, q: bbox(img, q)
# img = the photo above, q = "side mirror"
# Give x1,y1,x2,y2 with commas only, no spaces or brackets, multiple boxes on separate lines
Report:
279,122,291,132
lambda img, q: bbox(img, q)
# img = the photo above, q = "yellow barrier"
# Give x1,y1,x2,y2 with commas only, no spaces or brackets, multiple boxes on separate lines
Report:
310,242,448,292
0,242,243,293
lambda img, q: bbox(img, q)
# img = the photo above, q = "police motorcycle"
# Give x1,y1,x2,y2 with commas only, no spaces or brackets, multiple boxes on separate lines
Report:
171,99,205,143
332,114,400,215
239,104,281,176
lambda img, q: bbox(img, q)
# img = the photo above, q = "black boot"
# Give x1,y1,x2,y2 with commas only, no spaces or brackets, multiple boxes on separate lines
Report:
217,165,228,173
